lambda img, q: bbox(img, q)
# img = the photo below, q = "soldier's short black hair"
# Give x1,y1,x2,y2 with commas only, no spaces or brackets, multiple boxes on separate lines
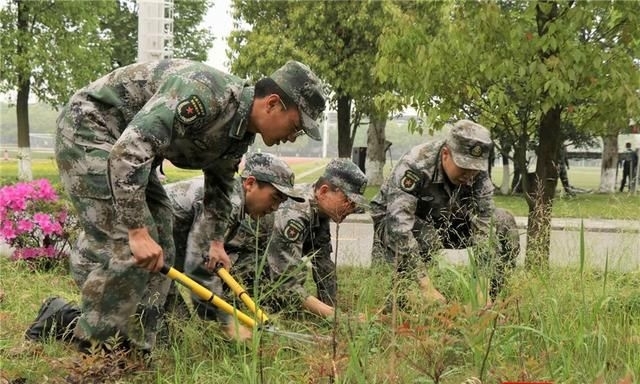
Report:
241,176,271,189
314,177,339,192
255,77,296,108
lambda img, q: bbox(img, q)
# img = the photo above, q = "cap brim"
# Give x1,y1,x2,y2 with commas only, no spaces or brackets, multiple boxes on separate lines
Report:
301,111,322,141
272,183,306,203
450,152,487,171
346,192,370,211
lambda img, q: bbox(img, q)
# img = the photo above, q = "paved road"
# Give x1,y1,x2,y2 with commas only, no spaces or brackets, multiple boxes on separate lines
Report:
3,215,637,271
330,215,640,271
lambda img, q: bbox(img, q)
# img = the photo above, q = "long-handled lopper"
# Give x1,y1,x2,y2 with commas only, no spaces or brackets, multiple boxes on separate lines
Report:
160,264,330,344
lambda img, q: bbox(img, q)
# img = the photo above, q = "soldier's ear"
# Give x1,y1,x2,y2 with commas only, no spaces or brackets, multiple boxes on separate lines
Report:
243,176,258,191
315,183,330,200
265,94,280,112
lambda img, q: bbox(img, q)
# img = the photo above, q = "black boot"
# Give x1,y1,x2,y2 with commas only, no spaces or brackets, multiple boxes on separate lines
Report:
25,296,81,342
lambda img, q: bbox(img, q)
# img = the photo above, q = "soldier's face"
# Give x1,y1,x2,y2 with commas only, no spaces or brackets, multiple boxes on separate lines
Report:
259,96,304,146
317,185,356,223
442,147,481,186
244,177,287,218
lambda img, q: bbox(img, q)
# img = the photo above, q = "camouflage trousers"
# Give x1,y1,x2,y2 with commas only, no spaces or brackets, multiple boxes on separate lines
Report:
372,208,520,299
55,110,174,350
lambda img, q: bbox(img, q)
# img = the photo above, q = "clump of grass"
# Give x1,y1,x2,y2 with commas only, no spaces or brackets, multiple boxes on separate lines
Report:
2,237,640,383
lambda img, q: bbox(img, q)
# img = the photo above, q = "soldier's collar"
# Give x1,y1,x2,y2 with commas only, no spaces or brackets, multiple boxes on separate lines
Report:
229,86,255,140
432,144,447,184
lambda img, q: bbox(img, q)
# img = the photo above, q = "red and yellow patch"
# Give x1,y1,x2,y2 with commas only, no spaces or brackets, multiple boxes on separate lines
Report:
283,219,305,242
176,95,206,124
400,169,420,193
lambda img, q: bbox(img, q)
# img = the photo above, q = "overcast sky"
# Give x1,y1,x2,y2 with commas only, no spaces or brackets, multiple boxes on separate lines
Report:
203,0,233,72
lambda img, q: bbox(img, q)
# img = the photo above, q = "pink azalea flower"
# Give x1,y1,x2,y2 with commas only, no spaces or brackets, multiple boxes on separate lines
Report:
16,219,34,233
34,179,57,202
0,222,17,241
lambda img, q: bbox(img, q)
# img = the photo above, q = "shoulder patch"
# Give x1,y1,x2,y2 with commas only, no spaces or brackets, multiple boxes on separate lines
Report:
400,169,420,193
176,95,206,124
283,219,305,242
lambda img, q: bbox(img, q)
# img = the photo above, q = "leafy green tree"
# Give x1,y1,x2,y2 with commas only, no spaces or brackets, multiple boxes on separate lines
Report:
172,0,213,61
377,1,640,267
228,0,392,175
0,0,116,181
0,0,213,181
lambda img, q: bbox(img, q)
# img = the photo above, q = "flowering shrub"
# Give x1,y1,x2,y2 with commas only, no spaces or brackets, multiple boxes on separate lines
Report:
0,179,76,270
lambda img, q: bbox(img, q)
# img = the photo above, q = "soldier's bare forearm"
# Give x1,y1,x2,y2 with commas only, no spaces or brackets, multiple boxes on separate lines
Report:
302,295,335,318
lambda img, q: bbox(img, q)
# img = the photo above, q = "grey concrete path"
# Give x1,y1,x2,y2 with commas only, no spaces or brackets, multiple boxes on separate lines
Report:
3,215,637,272
331,215,640,271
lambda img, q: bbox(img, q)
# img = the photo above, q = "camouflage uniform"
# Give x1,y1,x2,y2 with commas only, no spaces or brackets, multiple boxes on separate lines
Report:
215,159,368,322
54,59,323,350
371,120,519,299
164,153,304,321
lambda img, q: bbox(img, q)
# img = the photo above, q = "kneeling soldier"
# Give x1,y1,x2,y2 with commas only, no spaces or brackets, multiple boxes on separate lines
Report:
212,159,368,338
371,120,520,308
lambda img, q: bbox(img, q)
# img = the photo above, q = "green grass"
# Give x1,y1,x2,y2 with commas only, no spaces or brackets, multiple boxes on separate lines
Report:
2,249,640,383
2,159,640,382
0,158,61,186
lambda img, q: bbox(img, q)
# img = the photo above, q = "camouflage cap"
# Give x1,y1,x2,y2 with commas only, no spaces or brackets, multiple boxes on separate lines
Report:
270,61,326,141
241,152,305,202
446,119,493,171
321,159,369,209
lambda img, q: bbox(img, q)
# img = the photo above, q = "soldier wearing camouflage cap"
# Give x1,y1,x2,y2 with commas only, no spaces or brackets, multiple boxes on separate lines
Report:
371,119,520,309
160,152,303,340
25,152,302,345
46,58,325,354
208,159,368,337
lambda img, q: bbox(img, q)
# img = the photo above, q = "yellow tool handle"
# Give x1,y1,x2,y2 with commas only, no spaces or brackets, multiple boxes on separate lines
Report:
216,266,269,324
160,265,256,328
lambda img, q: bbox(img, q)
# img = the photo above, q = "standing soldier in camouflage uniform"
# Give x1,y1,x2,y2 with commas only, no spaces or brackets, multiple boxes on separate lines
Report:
163,152,304,340
371,120,520,308
209,159,368,337
30,59,326,354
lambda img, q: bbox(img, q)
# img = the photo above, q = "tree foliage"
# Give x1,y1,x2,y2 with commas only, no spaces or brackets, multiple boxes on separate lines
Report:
376,0,640,266
0,0,116,106
228,0,389,157
0,0,212,180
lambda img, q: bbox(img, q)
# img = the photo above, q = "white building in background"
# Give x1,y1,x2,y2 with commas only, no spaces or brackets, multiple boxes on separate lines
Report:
137,0,174,62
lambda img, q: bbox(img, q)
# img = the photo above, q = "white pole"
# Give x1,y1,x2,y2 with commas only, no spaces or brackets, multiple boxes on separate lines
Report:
322,109,329,159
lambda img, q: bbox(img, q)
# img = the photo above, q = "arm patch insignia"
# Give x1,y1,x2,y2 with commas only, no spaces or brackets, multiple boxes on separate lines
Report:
400,169,420,193
283,219,305,242
176,95,206,124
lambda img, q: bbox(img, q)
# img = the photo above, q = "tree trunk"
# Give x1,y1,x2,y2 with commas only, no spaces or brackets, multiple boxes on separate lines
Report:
511,135,529,194
16,0,33,181
525,105,562,269
599,134,618,193
336,95,352,158
365,114,387,186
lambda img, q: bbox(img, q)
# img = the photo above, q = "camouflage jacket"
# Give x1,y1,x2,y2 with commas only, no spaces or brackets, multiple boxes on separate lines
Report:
166,176,246,245
226,183,332,301
66,59,255,240
371,140,495,256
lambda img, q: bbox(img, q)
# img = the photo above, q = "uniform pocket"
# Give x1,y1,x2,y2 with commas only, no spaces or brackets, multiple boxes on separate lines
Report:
66,173,112,200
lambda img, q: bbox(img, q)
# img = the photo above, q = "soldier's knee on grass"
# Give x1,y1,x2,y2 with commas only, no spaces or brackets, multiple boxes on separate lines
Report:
494,208,520,267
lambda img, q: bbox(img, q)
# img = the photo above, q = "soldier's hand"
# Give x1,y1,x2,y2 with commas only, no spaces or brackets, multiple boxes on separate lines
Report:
128,227,164,272
206,241,231,271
